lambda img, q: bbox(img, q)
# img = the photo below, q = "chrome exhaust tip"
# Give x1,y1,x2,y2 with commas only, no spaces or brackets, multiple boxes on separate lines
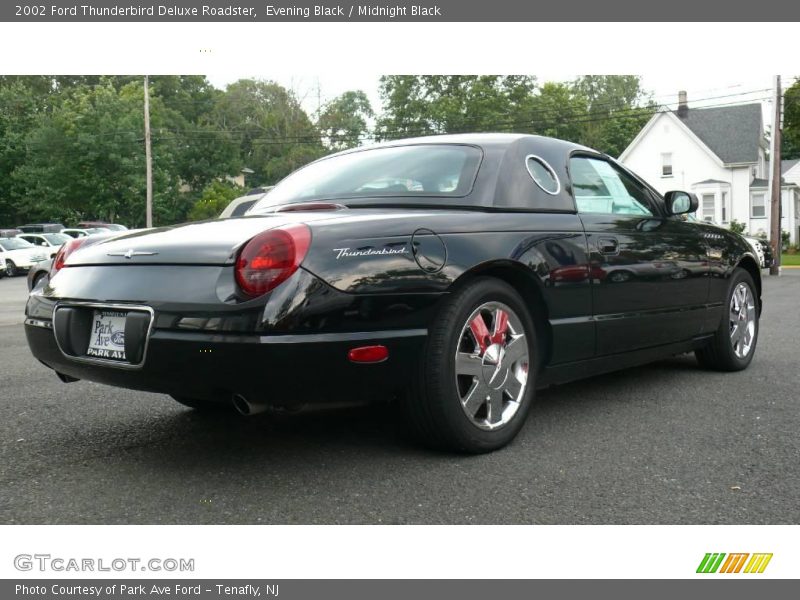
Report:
231,393,268,416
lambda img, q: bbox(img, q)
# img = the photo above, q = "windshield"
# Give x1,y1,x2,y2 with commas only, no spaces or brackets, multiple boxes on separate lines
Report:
248,144,482,213
42,233,71,245
0,238,34,250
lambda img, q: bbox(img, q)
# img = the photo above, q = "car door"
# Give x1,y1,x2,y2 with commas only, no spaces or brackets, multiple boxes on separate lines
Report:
569,154,709,355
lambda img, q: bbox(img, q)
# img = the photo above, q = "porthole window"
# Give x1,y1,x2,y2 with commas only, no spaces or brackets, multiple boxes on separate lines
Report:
525,155,560,195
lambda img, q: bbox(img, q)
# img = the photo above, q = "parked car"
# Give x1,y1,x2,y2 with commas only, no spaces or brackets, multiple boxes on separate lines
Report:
77,221,128,231
24,134,762,452
17,232,72,258
1,228,23,238
219,187,274,219
17,223,66,234
60,227,110,238
26,230,124,291
745,236,772,268
27,258,51,290
0,237,48,276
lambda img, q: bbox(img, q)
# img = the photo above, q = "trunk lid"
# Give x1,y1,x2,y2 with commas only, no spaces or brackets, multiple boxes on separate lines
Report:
65,213,337,266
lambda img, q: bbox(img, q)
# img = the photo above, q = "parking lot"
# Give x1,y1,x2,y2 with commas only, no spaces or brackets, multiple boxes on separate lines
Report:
1,271,798,524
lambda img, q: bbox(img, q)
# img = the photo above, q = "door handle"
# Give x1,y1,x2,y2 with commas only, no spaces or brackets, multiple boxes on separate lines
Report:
597,237,619,255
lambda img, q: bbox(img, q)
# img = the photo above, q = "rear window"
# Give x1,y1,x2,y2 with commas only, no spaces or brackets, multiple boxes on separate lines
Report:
231,199,257,217
42,233,71,244
249,144,482,212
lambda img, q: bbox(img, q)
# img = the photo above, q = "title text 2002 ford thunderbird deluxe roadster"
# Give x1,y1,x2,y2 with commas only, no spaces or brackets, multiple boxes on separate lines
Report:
25,134,761,452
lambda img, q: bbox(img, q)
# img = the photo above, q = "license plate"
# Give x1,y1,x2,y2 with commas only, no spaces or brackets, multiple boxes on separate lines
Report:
86,310,127,361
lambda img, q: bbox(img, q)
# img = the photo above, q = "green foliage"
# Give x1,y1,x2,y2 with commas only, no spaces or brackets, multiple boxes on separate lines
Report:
374,75,654,156
209,79,326,186
187,180,242,221
783,78,800,159
0,76,334,228
317,90,374,150
729,219,747,234
12,78,185,227
375,76,538,138
1,74,659,229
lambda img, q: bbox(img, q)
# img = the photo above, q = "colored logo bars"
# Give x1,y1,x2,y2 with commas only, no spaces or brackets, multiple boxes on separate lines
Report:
696,553,773,574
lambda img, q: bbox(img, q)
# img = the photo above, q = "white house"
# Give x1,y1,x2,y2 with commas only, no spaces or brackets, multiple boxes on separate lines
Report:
619,93,800,245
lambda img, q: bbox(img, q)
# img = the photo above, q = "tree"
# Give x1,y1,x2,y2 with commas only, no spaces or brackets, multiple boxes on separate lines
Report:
522,81,588,142
570,75,655,157
0,78,50,225
375,76,538,139
187,180,242,221
210,79,326,186
13,78,185,227
374,75,653,157
317,90,374,150
783,78,800,159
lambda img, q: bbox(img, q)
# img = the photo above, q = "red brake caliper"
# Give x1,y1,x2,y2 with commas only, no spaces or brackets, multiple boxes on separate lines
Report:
491,309,509,345
469,314,492,354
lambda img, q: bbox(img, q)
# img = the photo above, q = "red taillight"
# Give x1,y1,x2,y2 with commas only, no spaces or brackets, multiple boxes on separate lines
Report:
348,345,389,364
235,224,312,297
50,238,87,277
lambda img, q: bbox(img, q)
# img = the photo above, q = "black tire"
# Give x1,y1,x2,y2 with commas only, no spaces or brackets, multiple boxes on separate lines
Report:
695,268,759,371
170,395,232,412
404,277,538,453
5,260,17,277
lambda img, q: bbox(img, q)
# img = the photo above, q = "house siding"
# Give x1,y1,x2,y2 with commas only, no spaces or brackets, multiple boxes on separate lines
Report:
620,111,800,244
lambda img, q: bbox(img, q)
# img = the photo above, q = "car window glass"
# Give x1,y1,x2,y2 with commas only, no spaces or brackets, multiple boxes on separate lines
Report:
249,145,482,212
0,238,33,250
231,199,257,216
525,156,560,194
570,156,653,216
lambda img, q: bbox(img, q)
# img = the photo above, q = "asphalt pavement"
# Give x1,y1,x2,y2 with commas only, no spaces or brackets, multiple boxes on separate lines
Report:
1,271,798,524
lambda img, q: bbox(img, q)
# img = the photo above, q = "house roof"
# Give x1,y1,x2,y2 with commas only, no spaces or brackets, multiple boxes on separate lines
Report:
750,177,794,189
782,159,799,174
694,179,729,185
676,103,763,165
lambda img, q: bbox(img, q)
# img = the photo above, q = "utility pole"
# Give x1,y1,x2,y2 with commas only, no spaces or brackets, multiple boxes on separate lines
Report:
768,75,782,275
144,75,153,228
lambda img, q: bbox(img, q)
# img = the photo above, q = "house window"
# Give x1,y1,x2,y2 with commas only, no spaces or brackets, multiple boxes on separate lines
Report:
702,194,715,222
661,153,673,177
751,193,766,218
721,191,728,223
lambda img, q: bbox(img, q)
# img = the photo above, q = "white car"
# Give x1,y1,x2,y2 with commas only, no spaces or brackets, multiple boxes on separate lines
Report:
60,227,110,238
17,232,72,258
0,237,49,276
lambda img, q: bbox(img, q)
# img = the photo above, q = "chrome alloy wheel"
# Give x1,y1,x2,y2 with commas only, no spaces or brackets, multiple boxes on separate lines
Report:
454,301,529,431
730,282,756,359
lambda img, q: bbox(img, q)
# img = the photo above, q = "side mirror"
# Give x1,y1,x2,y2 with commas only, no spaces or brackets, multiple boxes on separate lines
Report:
665,191,699,216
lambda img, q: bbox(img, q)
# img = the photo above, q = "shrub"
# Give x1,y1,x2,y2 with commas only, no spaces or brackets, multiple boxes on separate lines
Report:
729,219,747,235
187,181,242,222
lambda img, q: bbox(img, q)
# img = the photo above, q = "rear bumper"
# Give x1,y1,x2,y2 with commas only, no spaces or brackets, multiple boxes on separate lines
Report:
25,319,426,408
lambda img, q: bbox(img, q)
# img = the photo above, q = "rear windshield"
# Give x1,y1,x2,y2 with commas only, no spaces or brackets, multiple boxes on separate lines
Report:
231,199,257,217
248,144,482,212
42,233,71,244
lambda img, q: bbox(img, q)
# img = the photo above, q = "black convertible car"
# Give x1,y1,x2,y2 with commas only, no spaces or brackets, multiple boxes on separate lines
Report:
25,134,761,452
